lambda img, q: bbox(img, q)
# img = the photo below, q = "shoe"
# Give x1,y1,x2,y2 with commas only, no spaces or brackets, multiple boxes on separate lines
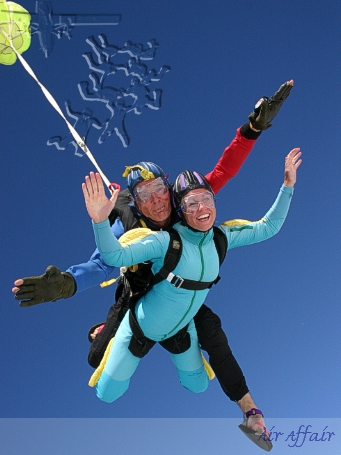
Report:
87,322,105,342
238,408,273,451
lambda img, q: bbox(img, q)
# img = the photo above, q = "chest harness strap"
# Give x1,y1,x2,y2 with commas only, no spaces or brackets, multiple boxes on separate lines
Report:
151,226,227,290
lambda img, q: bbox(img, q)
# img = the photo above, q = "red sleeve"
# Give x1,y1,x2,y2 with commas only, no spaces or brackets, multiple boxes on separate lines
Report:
205,126,257,195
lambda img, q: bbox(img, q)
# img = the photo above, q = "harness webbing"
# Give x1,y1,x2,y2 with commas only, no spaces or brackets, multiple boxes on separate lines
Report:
152,226,228,290
126,225,228,356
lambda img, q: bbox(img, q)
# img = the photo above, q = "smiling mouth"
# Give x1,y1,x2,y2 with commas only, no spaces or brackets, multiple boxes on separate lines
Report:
197,214,210,221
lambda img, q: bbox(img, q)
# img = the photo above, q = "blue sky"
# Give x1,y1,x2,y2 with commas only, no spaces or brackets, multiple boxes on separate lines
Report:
1,0,341,453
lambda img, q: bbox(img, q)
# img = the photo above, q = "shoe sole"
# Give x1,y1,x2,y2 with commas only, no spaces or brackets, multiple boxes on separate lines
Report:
238,424,273,452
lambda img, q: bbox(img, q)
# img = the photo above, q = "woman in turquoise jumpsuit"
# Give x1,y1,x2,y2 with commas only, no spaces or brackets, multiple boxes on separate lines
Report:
82,148,302,403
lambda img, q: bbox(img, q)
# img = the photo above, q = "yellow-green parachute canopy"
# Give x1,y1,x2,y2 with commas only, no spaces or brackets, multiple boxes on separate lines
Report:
0,0,31,65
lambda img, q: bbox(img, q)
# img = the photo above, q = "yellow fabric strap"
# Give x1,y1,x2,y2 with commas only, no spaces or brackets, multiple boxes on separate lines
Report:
201,352,215,380
100,277,119,288
118,227,154,246
122,165,155,180
139,219,148,228
221,218,266,227
99,228,155,287
88,337,115,387
88,341,215,387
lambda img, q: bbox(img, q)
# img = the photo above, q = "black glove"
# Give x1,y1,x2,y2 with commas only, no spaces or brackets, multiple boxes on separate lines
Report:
248,81,293,130
15,265,76,307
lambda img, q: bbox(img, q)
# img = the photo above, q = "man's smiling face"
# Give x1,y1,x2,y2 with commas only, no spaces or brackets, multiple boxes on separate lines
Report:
135,178,172,228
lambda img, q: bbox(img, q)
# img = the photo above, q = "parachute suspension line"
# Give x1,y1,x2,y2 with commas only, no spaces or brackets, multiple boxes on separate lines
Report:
0,20,16,52
6,37,112,190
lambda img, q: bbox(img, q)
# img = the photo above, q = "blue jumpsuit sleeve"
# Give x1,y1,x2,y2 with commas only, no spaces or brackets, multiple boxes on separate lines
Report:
221,184,294,249
93,219,168,268
66,219,125,293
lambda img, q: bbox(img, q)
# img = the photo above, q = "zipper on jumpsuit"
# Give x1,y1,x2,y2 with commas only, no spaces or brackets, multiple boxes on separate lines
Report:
160,233,207,340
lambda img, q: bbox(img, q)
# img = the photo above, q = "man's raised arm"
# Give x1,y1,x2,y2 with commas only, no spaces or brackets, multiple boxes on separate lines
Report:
206,80,294,194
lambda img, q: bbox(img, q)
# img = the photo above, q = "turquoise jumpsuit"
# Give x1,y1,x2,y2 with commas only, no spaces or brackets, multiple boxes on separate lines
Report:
92,185,294,402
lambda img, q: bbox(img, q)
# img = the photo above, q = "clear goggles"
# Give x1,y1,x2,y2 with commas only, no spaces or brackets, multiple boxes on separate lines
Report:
181,191,215,214
134,177,169,203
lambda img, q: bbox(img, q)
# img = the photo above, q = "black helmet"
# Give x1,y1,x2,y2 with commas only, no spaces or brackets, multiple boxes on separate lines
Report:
172,170,214,215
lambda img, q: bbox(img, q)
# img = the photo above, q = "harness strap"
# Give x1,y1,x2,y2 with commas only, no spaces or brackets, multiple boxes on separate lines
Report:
128,308,191,357
128,309,156,358
152,227,225,290
212,226,228,265
159,323,190,354
152,228,182,287
165,272,221,290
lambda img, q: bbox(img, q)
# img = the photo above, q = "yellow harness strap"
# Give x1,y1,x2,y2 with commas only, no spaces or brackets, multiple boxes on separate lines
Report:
100,277,119,288
88,340,215,386
88,337,115,387
118,227,154,246
221,218,266,227
201,352,215,380
100,227,155,287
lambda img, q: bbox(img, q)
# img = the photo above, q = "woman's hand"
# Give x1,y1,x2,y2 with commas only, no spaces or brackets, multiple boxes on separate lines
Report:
82,172,119,223
284,148,302,188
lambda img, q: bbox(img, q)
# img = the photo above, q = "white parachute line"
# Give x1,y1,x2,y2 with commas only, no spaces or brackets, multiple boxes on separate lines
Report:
6,34,112,189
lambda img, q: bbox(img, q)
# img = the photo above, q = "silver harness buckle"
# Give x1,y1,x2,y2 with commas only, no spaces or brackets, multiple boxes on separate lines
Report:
166,272,184,288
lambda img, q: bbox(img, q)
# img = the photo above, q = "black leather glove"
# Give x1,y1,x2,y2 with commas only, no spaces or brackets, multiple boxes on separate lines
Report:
15,265,76,307
248,80,293,130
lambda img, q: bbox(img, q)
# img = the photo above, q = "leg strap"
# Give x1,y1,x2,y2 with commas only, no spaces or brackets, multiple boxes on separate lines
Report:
128,310,156,358
128,309,191,357
159,323,191,354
